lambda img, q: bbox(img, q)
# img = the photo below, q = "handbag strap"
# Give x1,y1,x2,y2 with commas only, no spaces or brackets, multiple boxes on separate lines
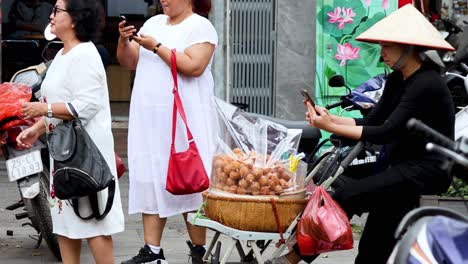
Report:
71,180,116,221
170,49,194,148
67,103,79,119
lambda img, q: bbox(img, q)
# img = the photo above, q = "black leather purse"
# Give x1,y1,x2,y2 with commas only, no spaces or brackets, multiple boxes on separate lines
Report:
48,103,115,220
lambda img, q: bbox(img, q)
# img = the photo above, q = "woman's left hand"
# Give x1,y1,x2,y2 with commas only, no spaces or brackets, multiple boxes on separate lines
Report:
305,102,333,130
21,102,46,120
133,34,158,52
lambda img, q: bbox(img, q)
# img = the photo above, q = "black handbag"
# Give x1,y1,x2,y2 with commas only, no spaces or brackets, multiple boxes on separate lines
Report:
48,103,115,221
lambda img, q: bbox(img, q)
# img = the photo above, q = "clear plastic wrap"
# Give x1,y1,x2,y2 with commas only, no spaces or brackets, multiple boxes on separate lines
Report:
211,98,306,196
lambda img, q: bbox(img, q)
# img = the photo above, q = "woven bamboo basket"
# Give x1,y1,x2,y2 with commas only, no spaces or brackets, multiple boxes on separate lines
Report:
203,191,306,232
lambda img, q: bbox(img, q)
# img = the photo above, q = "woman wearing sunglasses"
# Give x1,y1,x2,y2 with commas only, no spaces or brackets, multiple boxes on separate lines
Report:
17,0,124,263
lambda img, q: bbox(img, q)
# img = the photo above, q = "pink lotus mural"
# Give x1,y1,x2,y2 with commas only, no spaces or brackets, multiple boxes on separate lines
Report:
335,43,360,66
316,0,398,108
327,7,356,30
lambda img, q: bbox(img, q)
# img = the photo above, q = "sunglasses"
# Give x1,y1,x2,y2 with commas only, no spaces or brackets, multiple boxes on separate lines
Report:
52,5,68,17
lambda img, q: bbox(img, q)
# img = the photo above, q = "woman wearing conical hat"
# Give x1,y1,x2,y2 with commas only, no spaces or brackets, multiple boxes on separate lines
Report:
273,4,456,264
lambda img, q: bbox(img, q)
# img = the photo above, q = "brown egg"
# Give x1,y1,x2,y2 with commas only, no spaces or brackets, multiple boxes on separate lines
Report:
269,173,280,185
279,179,289,188
229,185,238,194
213,158,224,169
223,164,233,173
238,179,249,188
243,158,254,168
253,168,263,178
280,171,292,181
258,176,269,186
231,161,241,170
276,166,285,174
218,172,228,181
222,156,233,163
239,166,249,177
236,187,247,195
252,191,260,195
245,173,255,183
250,182,260,191
233,148,243,154
229,171,241,180
274,184,283,193
260,186,270,195
225,178,236,186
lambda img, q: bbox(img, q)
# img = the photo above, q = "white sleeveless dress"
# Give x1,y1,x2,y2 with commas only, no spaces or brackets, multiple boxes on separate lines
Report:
127,14,219,217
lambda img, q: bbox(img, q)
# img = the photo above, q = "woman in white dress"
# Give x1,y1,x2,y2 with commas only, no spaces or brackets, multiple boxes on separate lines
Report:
17,0,124,263
117,0,218,263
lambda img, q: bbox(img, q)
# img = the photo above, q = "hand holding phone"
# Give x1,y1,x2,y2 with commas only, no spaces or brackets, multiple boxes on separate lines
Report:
300,89,315,107
301,89,321,117
120,16,138,41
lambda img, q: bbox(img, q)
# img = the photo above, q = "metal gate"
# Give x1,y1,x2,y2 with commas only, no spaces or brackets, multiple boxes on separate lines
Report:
228,0,276,115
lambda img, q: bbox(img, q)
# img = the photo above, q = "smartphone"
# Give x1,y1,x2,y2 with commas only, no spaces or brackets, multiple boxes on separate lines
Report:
120,16,138,41
300,89,315,107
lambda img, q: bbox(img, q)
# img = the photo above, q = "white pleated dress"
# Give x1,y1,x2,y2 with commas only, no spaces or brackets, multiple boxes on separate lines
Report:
41,42,125,239
127,14,219,217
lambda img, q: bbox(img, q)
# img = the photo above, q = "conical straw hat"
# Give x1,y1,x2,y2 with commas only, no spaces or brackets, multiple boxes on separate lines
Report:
356,4,454,51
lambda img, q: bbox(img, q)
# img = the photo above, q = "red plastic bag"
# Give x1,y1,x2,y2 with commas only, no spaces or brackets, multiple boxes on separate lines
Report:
297,186,353,255
0,82,32,121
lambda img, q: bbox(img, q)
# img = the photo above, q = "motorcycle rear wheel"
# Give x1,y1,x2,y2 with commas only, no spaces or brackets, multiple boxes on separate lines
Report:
30,168,61,261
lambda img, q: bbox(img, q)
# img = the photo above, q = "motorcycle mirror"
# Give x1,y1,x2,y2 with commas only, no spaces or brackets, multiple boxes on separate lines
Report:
328,75,352,94
328,75,345,87
41,40,63,62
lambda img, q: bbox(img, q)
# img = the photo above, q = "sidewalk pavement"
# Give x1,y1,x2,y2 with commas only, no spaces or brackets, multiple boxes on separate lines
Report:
0,158,361,264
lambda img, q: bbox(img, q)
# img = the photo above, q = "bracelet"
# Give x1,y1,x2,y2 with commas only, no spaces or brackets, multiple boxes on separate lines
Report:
153,42,162,54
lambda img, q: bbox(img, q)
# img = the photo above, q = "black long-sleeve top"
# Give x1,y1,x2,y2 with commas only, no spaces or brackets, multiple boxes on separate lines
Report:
354,64,455,165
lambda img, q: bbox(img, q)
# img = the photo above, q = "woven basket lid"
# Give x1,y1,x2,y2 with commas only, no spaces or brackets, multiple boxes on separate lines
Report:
356,4,455,51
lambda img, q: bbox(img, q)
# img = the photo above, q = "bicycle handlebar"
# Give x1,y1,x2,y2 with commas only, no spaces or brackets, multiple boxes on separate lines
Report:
426,143,468,168
406,118,456,151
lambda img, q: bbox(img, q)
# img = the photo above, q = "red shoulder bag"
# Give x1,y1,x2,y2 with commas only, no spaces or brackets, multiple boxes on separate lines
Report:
166,49,210,195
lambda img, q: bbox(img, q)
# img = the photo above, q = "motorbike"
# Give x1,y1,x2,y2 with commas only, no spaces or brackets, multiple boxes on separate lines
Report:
446,62,468,140
0,60,61,260
386,118,468,264
446,58,468,109
441,21,468,109
0,39,66,260
1,39,124,261
303,73,387,188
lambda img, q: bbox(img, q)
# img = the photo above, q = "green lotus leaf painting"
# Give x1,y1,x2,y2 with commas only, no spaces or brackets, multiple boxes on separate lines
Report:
316,0,397,118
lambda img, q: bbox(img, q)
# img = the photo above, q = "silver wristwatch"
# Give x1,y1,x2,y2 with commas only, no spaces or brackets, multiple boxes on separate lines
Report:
47,103,53,118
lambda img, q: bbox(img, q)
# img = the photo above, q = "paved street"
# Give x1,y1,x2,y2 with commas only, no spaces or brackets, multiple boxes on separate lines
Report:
0,154,360,264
